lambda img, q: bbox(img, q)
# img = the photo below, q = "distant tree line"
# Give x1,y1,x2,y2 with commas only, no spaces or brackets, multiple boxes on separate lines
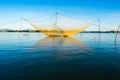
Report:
0,29,119,33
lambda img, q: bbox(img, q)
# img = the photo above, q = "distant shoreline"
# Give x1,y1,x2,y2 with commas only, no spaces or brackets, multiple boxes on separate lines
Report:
0,30,119,33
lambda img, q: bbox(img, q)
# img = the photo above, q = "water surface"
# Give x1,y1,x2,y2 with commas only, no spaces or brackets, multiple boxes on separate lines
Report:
0,32,120,80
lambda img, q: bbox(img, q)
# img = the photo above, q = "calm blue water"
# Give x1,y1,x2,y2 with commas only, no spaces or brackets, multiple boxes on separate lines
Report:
0,32,120,80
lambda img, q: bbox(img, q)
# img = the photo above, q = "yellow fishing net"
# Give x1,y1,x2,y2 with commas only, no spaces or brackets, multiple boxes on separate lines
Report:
24,13,93,37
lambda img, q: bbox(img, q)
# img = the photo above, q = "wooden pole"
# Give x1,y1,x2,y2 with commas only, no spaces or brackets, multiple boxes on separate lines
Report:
18,19,23,45
114,24,120,43
55,12,58,30
98,19,101,49
54,12,58,36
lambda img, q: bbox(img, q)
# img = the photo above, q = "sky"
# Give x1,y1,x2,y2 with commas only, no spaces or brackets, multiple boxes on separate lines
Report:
0,0,120,31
